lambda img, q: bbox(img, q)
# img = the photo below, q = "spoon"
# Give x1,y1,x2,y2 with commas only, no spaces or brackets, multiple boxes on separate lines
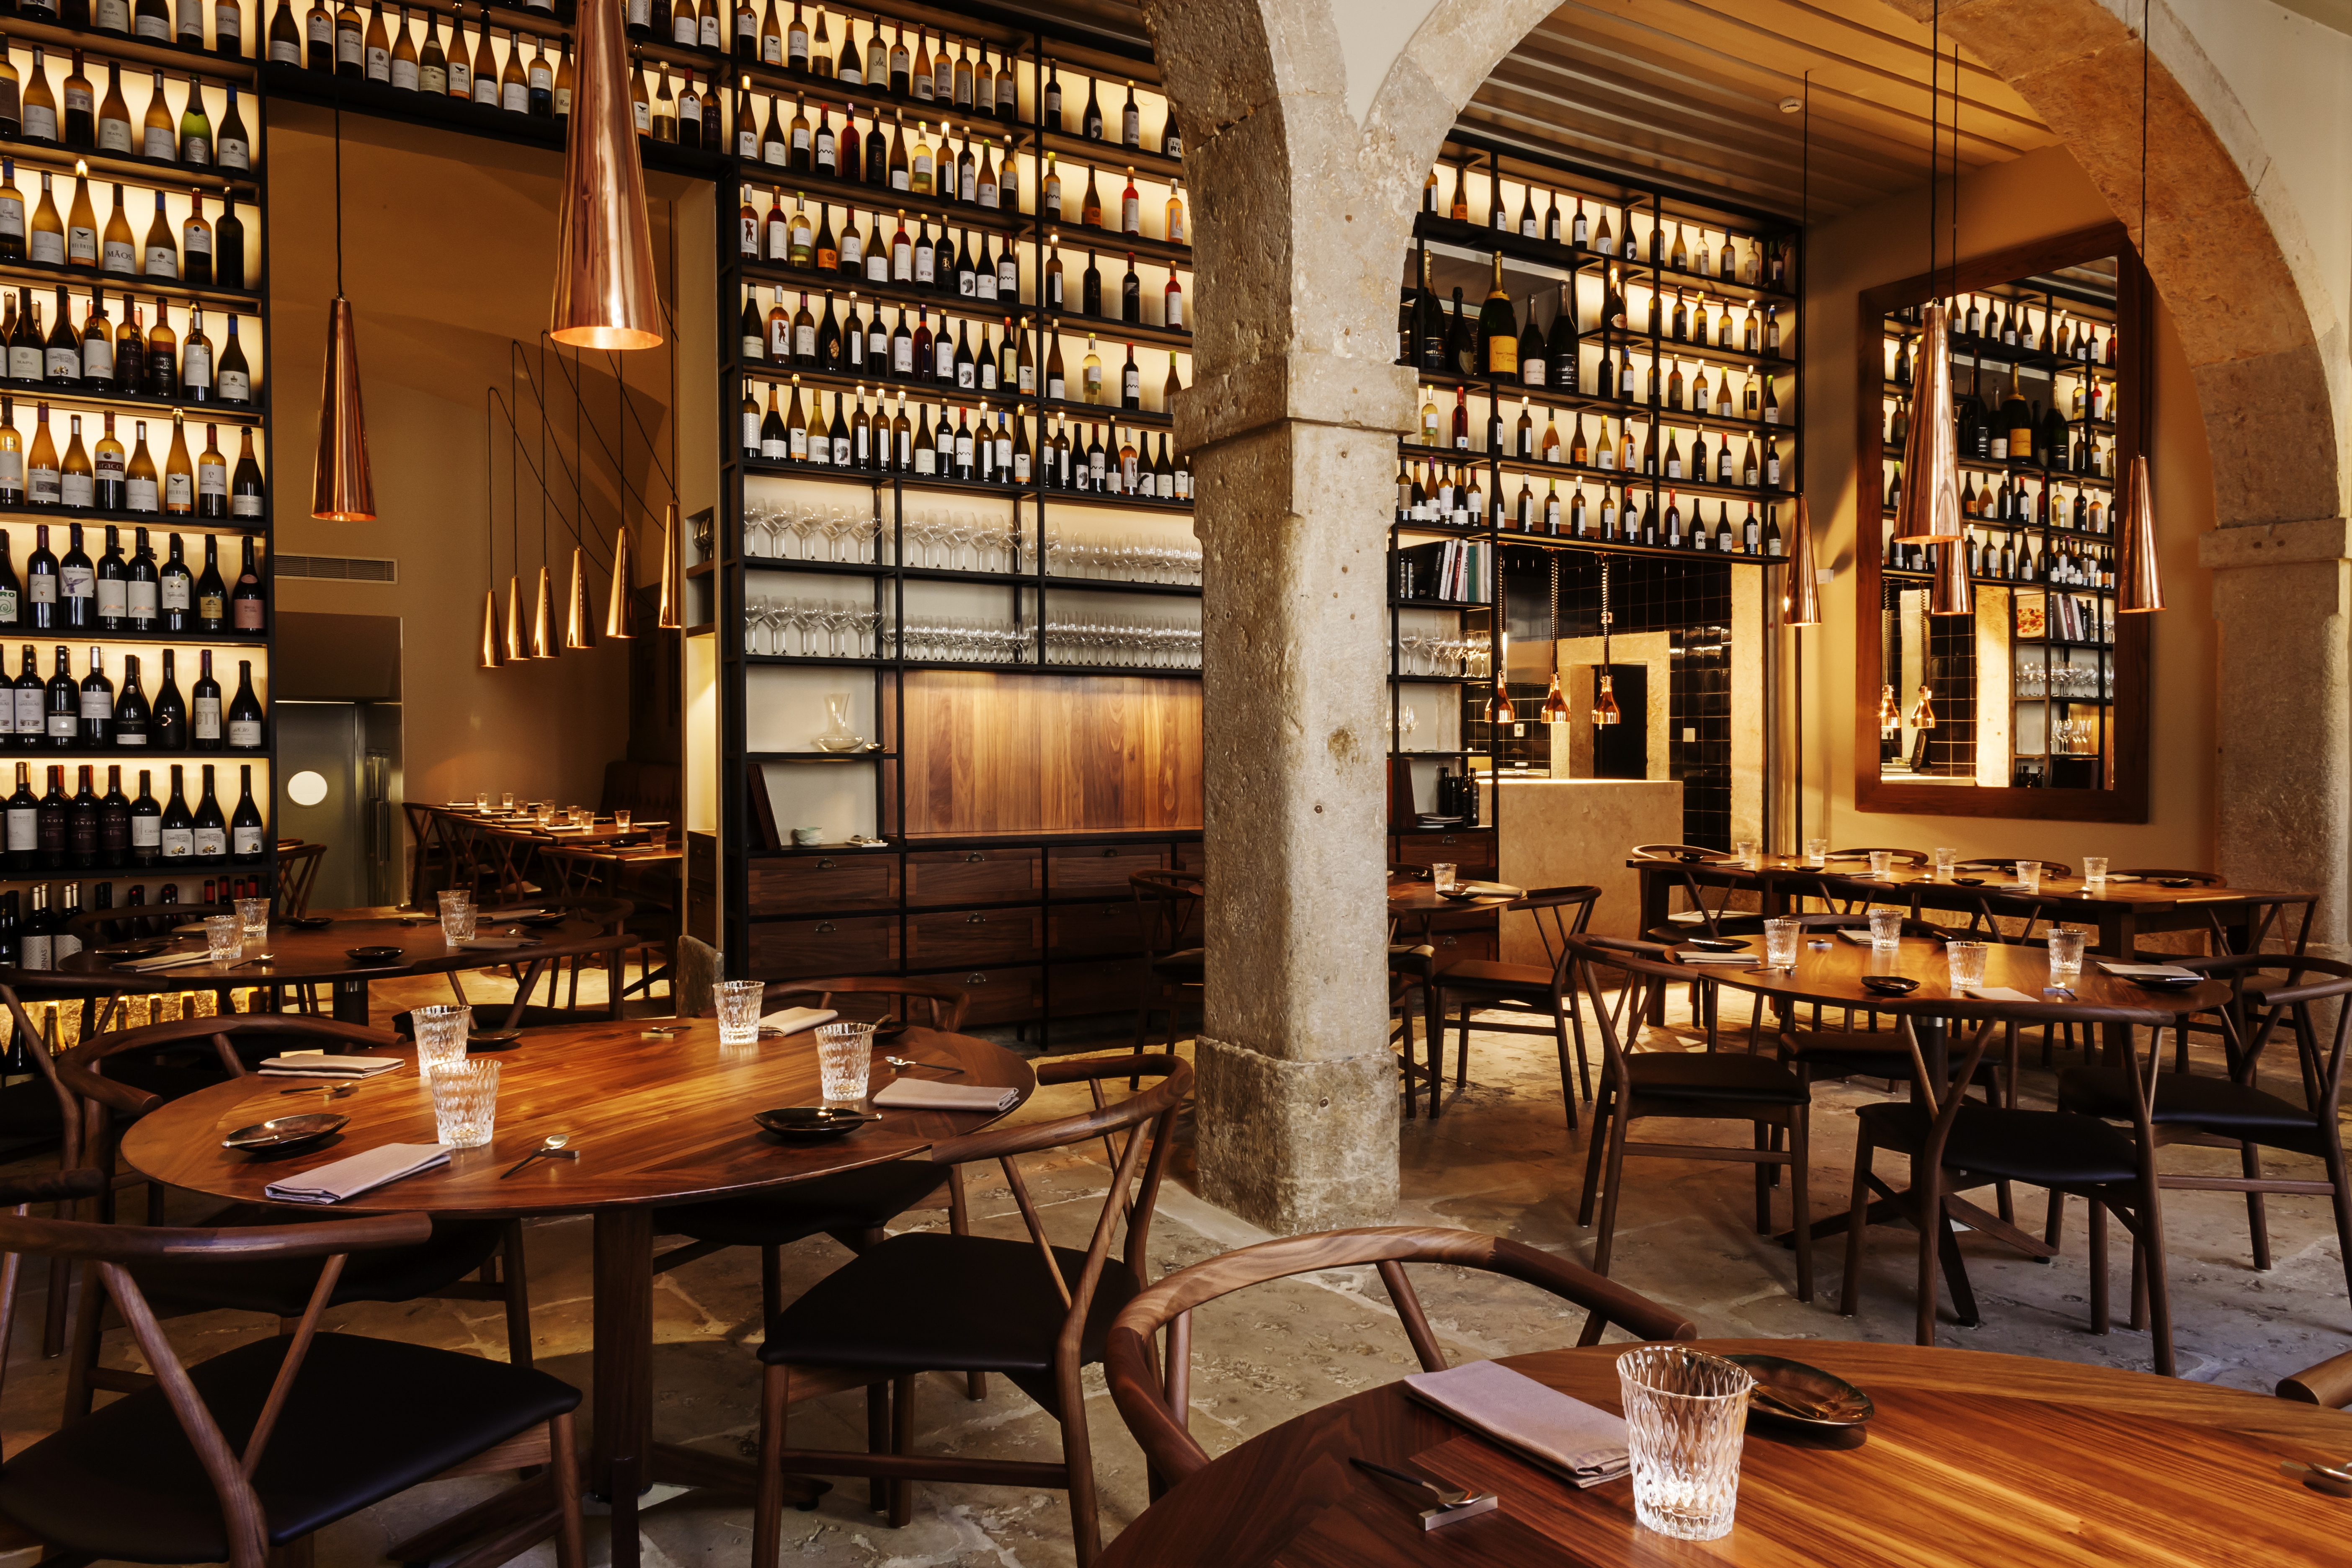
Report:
500,1133,573,1179
1750,1383,1838,1421
2280,1459,2352,1494
883,1055,963,1074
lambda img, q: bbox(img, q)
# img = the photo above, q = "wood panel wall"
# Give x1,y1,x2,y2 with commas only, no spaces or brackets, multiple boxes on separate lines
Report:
901,673,1204,836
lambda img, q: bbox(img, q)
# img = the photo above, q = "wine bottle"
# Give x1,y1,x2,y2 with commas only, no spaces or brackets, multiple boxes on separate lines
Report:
113,653,147,748
190,761,224,858
152,646,185,747
3,762,34,871
96,764,126,867
159,761,191,857
66,765,97,868
10,648,39,750
129,766,157,864
195,423,226,516
190,646,219,749
230,762,263,861
43,647,74,748
193,531,225,629
0,163,22,262
58,524,92,628
230,428,263,520
77,645,111,745
93,524,124,629
59,416,92,511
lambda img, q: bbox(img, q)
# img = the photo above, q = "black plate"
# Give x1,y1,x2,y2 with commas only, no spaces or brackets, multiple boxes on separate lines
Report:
469,1031,523,1051
1859,975,1920,996
753,1106,869,1142
1686,937,1749,952
502,910,568,927
345,945,403,963
871,1020,910,1041
286,915,335,930
1952,877,1986,886
222,1112,348,1153
2128,974,2202,991
2156,878,2197,889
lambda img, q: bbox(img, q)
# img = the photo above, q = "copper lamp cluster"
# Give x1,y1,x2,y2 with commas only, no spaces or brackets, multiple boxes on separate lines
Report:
479,508,678,669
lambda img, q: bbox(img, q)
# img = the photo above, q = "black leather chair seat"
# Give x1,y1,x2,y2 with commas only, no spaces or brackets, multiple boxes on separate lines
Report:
1858,1102,2141,1186
758,1231,1137,1384
1436,959,1556,997
1626,1052,1808,1105
1149,948,1204,980
129,1218,509,1318
1783,1032,2001,1089
661,1161,951,1248
0,1331,578,1561
2061,1067,2320,1148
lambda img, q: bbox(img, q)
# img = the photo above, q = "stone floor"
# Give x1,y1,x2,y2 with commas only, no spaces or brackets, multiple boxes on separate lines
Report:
6,969,2350,1567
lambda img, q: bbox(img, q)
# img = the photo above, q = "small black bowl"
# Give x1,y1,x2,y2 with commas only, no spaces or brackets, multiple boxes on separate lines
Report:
753,1107,870,1142
468,1031,523,1052
286,915,335,931
1686,937,1749,952
2156,878,2198,889
1859,975,1920,997
345,945,403,964
2128,974,2202,992
1677,851,1712,864
1952,877,1987,887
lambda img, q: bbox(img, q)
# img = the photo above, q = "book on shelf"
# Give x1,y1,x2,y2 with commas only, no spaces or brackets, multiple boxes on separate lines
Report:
1395,539,1489,604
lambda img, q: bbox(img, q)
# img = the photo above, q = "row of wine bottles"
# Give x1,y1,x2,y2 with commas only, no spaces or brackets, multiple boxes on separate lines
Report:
1889,297,2118,366
0,645,261,748
1418,396,1788,490
0,47,254,170
0,290,256,403
745,302,1181,411
283,2,588,116
0,409,262,516
1424,158,1790,291
1,165,250,289
1406,256,1785,386
1399,462,1788,556
1885,527,2117,591
740,96,1011,201
3,758,265,873
1887,464,2114,535
5,0,251,58
7,876,284,978
745,383,1191,499
0,525,261,631
1885,374,2105,477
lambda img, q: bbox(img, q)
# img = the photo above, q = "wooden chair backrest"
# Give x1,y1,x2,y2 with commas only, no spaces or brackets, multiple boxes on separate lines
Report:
1826,847,1930,865
1504,885,1602,983
1129,869,1203,956
1102,1225,1694,1485
275,843,328,918
2278,1349,2352,1408
758,976,970,1031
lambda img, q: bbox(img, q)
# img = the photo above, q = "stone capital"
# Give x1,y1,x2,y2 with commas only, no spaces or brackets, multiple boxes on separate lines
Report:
1173,353,1417,456
2196,516,2352,571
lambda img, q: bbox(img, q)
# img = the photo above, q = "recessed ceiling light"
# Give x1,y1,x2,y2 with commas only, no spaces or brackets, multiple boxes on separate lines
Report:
1778,96,1803,113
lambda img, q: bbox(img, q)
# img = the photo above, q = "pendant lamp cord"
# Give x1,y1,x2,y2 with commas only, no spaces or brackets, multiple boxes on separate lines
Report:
1926,1,1937,287
332,79,343,298
2141,0,2152,458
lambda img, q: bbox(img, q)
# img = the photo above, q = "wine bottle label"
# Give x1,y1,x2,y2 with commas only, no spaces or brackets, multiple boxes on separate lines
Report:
77,687,110,720
221,368,249,402
131,811,158,846
450,63,471,95
131,477,160,513
161,825,191,857
193,825,224,856
194,698,219,738
794,324,815,358
1,808,28,851
185,344,212,385
98,0,129,26
43,347,75,380
61,472,92,508
28,467,59,505
761,433,785,459
502,80,526,113
46,713,75,739
166,473,192,507
421,64,447,94
477,76,500,108
24,106,57,140
28,229,61,265
142,124,175,159
67,225,101,265
272,36,302,64
787,428,807,460
806,437,829,467
199,466,226,501
1122,196,1139,232
20,934,48,970
137,10,168,37
143,244,176,278
830,436,849,466
182,132,211,164
99,120,133,153
392,58,418,91
61,565,92,600
913,444,936,475
199,591,224,620
103,238,134,272
12,694,36,731
229,718,260,746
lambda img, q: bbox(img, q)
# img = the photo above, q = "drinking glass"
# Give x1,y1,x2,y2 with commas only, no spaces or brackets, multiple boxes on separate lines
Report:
1803,837,1828,868
474,792,489,810
412,1003,472,1073
1867,908,1903,951
1431,862,1458,894
1617,1346,1754,1541
500,793,514,810
2014,860,2042,895
614,809,632,831
1733,839,1757,869
2081,855,2110,893
1947,940,1989,990
1932,846,1958,879
203,914,241,963
1762,917,1800,968
2047,927,2088,984
1867,850,1893,879
429,1060,500,1149
816,1022,876,1106
714,980,765,1047
437,892,477,944
235,897,268,941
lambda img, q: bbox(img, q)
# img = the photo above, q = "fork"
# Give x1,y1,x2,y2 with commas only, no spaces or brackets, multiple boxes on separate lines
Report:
1349,1457,1472,1509
883,1055,963,1074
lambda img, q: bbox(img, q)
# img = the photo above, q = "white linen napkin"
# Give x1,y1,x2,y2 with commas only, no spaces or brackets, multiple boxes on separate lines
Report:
262,1144,451,1204
257,1054,402,1078
114,950,217,972
2098,962,2198,978
1402,1360,1629,1489
1961,985,2039,1002
760,1006,838,1036
1674,950,1756,965
872,1079,1019,1112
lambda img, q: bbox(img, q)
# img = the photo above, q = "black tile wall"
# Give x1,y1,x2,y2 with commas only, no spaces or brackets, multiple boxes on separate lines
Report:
1924,616,1978,777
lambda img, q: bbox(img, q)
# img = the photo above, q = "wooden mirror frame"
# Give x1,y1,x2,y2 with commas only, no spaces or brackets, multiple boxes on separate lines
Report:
1853,222,2151,823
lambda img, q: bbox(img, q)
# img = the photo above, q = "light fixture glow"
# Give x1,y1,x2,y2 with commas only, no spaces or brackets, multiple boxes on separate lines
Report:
549,0,663,349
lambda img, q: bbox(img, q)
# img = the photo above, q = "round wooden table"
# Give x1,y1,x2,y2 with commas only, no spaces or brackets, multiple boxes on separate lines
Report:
119,1017,1035,1568
1096,1338,2352,1566
57,908,629,1024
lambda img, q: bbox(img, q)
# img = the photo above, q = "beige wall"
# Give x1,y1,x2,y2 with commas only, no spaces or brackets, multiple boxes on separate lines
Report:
1798,145,2217,865
266,108,694,828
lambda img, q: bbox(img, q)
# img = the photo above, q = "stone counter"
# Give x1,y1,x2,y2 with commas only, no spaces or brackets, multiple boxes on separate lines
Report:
1480,777,1684,956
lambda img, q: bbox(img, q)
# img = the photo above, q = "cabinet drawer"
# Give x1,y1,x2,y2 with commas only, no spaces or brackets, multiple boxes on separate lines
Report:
907,908,1042,968
1172,840,1205,876
905,848,1042,907
1047,900,1150,960
749,855,901,915
748,915,900,979
1047,843,1168,898
1394,832,1497,875
1429,927,1499,968
936,965,1043,1027
1048,957,1148,1018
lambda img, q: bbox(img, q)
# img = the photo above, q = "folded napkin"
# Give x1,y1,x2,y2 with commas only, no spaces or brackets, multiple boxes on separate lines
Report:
2102,874,2142,883
451,935,539,950
1836,928,1898,946
1403,1360,1629,1489
2099,962,2198,978
1674,950,1756,965
263,1144,451,1204
872,1079,1020,1113
1961,985,2039,1002
258,1054,402,1078
115,949,219,972
761,1006,838,1036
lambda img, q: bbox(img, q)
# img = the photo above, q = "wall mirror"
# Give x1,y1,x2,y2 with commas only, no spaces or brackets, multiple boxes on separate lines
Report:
1855,223,2151,821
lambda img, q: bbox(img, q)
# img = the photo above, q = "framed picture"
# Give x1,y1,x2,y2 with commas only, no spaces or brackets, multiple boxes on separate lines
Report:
2014,591,2048,641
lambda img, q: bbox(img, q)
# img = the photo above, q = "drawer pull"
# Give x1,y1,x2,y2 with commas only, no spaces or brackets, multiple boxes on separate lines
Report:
1101,848,1119,857
818,858,838,869
1440,836,1457,846
1439,935,1457,946
967,972,990,985
965,913,988,924
815,921,836,934
966,853,986,863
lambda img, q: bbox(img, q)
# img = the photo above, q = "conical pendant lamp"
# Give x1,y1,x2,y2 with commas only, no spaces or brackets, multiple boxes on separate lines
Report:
604,525,637,639
655,504,682,629
2116,454,2164,613
1592,560,1622,725
530,567,557,658
312,91,374,520
1890,303,1960,544
564,547,596,650
1926,535,1975,616
1538,554,1572,722
1784,496,1823,626
478,589,503,669
550,0,662,349
504,575,527,663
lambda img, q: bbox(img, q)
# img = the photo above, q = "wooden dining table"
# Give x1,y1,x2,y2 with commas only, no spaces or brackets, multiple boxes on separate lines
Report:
118,1016,1036,1568
1094,1338,2352,1566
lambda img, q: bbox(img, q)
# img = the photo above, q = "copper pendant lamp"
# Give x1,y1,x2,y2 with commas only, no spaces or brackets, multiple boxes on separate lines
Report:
550,0,663,349
504,575,528,663
655,503,682,629
1890,303,1960,544
1926,534,1974,616
1784,496,1823,627
1537,554,1572,722
478,589,503,669
604,525,637,639
564,546,596,650
530,567,557,658
2116,454,2164,612
312,92,374,520
1591,560,1621,726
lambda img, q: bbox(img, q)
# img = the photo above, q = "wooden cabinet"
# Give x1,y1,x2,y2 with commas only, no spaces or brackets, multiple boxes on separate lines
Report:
1050,958,1146,1018
936,965,1044,1028
1048,843,1168,898
749,855,900,916
1047,900,1147,960
1394,830,1498,877
748,915,900,978
905,848,1042,907
907,908,1043,969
